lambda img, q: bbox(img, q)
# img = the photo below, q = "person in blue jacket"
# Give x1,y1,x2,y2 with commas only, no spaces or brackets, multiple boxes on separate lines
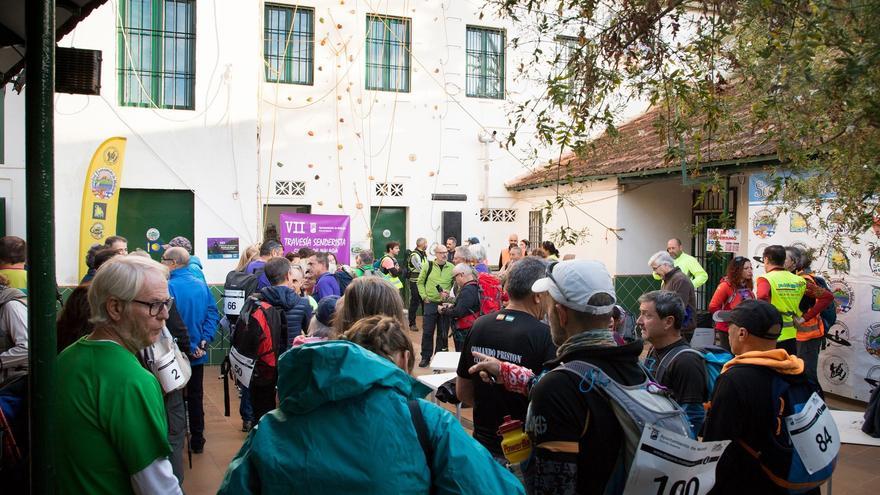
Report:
163,247,220,454
164,236,206,283
218,314,524,495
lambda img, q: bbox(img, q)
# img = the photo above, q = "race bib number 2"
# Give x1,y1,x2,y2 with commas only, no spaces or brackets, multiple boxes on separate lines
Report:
786,392,840,474
623,426,730,495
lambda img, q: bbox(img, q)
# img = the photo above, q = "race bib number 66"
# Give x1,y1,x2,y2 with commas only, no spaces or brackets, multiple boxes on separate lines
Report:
623,426,730,495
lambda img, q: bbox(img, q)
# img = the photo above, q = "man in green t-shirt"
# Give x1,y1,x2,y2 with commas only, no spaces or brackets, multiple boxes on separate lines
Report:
56,256,182,494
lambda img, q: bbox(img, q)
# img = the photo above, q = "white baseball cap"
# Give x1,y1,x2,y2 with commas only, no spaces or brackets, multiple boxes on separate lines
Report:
531,260,616,314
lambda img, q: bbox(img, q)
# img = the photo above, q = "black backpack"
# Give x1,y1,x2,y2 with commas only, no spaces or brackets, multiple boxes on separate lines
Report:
230,296,287,387
334,267,355,295
223,268,263,325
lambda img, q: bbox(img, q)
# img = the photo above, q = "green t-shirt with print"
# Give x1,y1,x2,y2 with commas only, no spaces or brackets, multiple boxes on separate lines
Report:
56,338,171,495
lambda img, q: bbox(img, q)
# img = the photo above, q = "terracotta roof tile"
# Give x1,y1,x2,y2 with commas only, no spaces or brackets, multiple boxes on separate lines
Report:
506,98,777,190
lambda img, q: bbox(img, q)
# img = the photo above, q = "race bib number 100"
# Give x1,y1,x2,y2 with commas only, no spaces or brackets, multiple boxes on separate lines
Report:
623,426,730,495
786,392,840,474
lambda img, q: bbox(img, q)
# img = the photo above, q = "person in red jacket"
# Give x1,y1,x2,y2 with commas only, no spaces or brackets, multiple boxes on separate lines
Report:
708,256,755,351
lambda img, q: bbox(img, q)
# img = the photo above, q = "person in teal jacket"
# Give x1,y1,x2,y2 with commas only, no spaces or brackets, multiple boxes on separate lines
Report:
652,238,709,288
218,324,524,494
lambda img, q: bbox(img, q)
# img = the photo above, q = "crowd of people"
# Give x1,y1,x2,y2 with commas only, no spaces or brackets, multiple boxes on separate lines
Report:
0,229,856,494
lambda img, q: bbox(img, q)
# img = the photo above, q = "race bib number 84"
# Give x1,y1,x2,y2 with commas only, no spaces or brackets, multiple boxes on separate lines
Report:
786,392,840,474
623,426,730,495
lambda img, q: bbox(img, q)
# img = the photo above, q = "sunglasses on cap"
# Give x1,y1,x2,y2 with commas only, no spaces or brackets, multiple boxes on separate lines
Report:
546,261,577,304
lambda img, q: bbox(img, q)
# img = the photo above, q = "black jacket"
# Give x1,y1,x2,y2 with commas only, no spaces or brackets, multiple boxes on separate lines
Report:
167,303,190,355
445,281,480,320
259,285,312,345
526,339,645,495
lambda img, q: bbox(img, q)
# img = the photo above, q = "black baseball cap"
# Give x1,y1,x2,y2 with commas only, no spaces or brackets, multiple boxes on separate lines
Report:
713,299,783,340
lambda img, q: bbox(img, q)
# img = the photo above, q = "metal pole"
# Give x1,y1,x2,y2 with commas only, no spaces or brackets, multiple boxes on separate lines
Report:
25,0,56,493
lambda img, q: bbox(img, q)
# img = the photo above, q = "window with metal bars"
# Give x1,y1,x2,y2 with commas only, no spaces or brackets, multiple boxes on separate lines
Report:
264,5,314,85
555,35,580,103
117,0,195,109
365,15,411,92
529,210,543,245
466,26,505,99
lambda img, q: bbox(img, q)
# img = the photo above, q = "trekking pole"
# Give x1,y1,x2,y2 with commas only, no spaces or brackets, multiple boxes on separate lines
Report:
183,389,192,470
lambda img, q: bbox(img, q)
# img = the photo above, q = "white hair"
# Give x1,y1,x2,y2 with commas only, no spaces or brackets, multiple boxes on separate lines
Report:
88,256,169,326
453,262,478,280
468,243,487,263
648,251,675,269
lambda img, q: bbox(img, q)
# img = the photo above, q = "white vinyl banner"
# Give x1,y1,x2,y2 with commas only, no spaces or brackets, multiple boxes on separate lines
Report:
749,173,880,401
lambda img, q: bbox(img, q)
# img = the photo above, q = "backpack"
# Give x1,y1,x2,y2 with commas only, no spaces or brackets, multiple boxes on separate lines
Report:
377,254,400,277
354,266,378,277
477,272,503,314
452,273,504,329
334,266,355,294
653,344,733,398
223,267,263,325
737,374,838,493
864,377,880,438
548,360,694,493
812,275,837,330
614,305,638,342
228,296,287,388
0,375,28,492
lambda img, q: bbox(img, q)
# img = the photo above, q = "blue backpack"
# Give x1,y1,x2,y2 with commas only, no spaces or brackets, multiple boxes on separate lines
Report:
654,345,733,398
738,374,837,493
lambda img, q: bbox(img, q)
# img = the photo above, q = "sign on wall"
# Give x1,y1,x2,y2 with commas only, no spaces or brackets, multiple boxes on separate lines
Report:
280,212,351,265
207,237,240,259
706,228,741,253
749,173,879,401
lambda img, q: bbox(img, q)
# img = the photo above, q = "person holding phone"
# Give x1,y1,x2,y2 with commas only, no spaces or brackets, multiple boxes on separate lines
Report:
416,245,454,367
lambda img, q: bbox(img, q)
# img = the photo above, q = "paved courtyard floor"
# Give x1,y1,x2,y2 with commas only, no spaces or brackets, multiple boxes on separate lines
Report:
182,321,877,495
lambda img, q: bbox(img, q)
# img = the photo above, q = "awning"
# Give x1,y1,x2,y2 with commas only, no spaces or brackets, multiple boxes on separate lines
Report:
0,0,109,86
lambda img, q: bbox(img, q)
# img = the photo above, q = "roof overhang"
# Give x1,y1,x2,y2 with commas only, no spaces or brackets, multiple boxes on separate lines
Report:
0,0,110,86
507,154,778,191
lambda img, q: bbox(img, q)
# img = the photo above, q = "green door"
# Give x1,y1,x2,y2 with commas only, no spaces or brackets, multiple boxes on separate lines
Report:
118,189,194,261
371,207,407,266
371,206,407,300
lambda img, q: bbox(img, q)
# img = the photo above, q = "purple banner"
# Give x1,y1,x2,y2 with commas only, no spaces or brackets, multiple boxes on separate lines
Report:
280,213,351,265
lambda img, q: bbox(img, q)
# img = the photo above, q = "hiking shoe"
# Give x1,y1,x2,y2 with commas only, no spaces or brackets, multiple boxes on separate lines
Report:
418,358,430,368
242,420,253,432
410,325,419,332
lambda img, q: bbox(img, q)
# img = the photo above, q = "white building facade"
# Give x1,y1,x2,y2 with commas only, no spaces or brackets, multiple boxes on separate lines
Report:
1,0,547,285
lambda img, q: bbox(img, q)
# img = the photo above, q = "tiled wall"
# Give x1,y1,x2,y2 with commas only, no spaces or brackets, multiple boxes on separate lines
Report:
614,275,661,315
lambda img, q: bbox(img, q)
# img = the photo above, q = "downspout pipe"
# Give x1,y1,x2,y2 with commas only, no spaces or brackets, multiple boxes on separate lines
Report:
26,0,57,493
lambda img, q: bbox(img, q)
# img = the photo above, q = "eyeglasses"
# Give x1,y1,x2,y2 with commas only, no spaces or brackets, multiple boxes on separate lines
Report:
160,257,174,263
546,262,576,303
131,297,174,317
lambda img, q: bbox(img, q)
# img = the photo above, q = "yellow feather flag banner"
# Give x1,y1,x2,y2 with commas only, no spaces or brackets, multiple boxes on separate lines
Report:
78,137,127,280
